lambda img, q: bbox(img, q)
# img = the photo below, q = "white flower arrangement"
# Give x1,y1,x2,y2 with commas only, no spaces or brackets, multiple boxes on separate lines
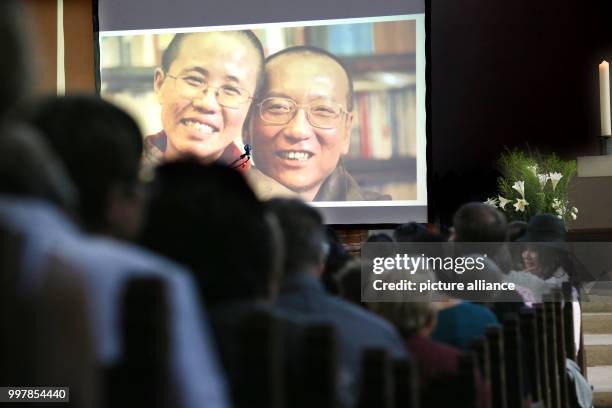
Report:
486,151,577,222
537,174,549,189
548,172,563,190
498,196,511,210
513,198,529,212
527,164,538,176
512,180,525,198
484,197,498,207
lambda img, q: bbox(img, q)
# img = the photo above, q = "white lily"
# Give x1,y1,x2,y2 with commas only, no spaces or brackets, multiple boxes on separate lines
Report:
484,197,498,207
548,172,563,190
512,180,525,198
497,196,511,210
514,198,529,212
571,207,578,220
527,164,538,176
537,174,549,189
552,198,562,210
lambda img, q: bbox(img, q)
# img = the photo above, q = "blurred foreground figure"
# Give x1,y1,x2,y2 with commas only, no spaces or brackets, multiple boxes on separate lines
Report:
0,119,228,407
141,161,294,407
0,0,30,119
30,96,145,241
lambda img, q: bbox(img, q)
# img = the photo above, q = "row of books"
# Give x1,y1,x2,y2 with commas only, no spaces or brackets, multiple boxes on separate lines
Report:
100,19,416,69
305,20,416,56
348,87,417,160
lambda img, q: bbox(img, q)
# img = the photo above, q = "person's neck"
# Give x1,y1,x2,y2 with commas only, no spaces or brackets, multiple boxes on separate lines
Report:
290,266,322,279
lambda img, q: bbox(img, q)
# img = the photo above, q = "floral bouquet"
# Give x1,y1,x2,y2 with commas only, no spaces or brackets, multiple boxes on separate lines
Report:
485,150,578,223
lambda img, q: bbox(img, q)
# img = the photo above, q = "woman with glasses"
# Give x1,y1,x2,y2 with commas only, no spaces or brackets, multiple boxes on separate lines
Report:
143,31,264,173
247,46,391,201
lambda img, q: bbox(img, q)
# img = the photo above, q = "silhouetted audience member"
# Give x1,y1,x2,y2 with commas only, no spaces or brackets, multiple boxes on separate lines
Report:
507,220,528,242
369,270,490,408
367,232,393,242
0,119,228,408
394,222,428,242
452,202,507,243
0,123,76,211
0,0,30,119
142,162,278,306
452,202,516,270
267,198,408,407
0,125,98,407
431,295,499,351
447,202,526,327
141,161,293,407
321,226,352,294
30,96,145,241
506,214,582,353
335,258,363,307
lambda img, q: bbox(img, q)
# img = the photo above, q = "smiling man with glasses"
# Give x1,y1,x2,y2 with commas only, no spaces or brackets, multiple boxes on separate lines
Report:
143,31,264,171
248,46,389,201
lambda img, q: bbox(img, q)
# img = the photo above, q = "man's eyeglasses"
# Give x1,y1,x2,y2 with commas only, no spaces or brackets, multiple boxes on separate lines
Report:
258,97,348,129
165,73,252,109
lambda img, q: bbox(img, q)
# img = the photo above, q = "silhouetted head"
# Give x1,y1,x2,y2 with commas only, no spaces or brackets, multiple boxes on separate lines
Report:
29,95,144,240
0,122,76,210
266,198,328,276
0,0,31,119
141,161,278,305
453,202,507,242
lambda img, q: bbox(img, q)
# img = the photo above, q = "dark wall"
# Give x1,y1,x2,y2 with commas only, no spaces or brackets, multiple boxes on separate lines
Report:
429,0,608,227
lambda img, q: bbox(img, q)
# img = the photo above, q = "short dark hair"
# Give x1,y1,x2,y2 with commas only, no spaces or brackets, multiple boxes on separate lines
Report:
29,95,143,232
453,202,508,242
266,198,328,275
264,46,354,111
0,0,30,118
161,31,265,98
141,161,277,305
0,123,76,210
393,222,427,242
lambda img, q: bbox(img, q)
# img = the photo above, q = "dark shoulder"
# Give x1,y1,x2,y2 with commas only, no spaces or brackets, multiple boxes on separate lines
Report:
455,302,499,323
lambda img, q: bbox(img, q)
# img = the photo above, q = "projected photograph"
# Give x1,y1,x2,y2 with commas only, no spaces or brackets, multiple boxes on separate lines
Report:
99,16,425,203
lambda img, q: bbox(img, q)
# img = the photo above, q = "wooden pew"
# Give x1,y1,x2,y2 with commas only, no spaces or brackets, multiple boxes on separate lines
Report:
469,337,492,408
238,310,284,408
502,315,524,408
114,277,172,408
561,281,577,361
551,290,570,408
0,226,29,386
392,358,419,408
519,308,543,406
298,323,339,408
534,303,552,408
543,298,561,408
359,348,394,408
486,325,507,408
457,352,479,408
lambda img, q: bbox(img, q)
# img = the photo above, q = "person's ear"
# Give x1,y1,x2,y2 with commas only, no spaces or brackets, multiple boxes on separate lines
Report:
154,68,166,103
106,182,145,241
341,111,354,155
